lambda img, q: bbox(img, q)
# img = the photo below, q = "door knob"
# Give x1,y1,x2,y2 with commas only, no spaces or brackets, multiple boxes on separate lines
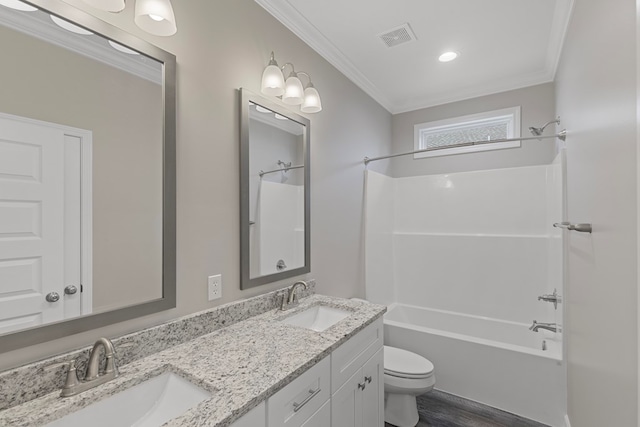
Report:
64,285,78,295
46,292,60,303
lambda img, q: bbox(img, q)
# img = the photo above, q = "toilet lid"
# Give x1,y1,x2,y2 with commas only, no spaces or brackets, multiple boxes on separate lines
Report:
384,345,434,378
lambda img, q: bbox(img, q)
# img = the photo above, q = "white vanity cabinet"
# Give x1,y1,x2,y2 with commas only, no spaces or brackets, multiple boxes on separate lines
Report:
232,317,383,427
330,318,384,427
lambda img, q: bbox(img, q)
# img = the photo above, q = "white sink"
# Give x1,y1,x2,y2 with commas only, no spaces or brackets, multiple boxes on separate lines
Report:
46,372,211,427
281,305,351,332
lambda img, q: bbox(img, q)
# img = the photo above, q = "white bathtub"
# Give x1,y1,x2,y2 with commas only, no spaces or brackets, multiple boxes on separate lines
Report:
384,303,566,427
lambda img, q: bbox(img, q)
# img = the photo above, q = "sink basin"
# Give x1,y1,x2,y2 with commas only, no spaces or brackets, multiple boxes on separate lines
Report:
46,372,211,427
281,305,351,332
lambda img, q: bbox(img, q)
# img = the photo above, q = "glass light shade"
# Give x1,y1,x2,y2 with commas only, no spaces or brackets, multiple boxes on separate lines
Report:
50,15,93,35
301,86,322,113
0,0,37,11
261,64,285,96
282,75,304,105
135,0,177,36
81,0,125,12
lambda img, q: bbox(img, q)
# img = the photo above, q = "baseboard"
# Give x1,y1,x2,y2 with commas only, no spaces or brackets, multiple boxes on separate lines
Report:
564,414,571,427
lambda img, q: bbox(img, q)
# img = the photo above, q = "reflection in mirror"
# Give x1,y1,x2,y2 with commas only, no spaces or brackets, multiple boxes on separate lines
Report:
240,89,310,289
0,0,176,351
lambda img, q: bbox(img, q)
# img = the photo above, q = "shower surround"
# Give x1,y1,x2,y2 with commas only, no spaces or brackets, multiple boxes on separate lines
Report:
364,153,567,426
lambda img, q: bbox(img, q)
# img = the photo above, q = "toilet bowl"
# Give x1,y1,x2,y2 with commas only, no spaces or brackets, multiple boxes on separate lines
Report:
383,345,435,427
350,298,435,427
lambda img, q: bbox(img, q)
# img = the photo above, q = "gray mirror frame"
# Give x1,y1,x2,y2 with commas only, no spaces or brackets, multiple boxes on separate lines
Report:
239,88,310,289
0,0,176,352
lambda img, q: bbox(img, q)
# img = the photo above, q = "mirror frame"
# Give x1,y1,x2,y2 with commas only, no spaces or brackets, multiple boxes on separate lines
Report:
0,0,176,352
239,88,310,289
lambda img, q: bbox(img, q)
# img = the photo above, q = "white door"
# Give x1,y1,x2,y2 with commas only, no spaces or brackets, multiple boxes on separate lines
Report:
0,116,66,333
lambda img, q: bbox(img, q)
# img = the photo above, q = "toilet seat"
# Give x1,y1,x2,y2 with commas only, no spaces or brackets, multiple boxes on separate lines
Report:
384,345,434,379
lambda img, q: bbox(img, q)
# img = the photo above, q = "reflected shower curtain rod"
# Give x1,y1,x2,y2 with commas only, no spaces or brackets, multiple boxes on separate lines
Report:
363,129,567,165
259,164,304,177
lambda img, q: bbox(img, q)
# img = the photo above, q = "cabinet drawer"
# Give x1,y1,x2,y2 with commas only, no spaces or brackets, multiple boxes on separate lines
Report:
301,400,330,427
331,318,383,393
268,356,330,427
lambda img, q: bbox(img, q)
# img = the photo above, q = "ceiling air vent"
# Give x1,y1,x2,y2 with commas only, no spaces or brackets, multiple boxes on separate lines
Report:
378,23,417,48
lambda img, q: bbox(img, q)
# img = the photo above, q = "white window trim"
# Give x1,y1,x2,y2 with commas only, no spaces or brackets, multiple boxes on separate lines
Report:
413,106,521,159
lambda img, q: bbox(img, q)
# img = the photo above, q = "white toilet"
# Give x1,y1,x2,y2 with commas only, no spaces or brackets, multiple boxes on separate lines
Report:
351,299,435,427
383,345,435,427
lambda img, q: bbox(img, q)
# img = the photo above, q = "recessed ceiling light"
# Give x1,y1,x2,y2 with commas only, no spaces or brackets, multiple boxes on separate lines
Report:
438,51,458,62
51,15,94,35
0,0,37,11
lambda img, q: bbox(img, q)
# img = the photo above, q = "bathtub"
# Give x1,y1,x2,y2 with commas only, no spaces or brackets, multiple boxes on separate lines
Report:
383,303,566,427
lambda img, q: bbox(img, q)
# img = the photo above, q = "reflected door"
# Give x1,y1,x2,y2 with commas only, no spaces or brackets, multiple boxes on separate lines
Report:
0,116,75,333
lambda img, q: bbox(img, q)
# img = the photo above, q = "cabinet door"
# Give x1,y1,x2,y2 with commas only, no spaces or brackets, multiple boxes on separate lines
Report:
362,348,384,427
331,369,363,427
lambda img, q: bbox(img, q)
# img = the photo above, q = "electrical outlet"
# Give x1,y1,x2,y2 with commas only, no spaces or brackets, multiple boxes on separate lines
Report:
208,274,222,301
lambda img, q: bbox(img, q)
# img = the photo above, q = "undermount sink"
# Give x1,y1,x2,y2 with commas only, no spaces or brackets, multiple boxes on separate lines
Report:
46,372,211,427
281,305,351,332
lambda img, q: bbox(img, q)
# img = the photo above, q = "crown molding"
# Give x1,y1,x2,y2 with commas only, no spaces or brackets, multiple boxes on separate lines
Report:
255,0,395,112
256,0,573,115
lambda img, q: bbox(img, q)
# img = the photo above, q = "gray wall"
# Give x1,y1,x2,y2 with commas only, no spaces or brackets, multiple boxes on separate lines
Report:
555,0,638,425
390,83,556,177
0,0,391,370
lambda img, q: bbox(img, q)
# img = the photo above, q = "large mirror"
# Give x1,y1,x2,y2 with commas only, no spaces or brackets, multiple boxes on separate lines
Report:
0,0,176,352
240,89,310,289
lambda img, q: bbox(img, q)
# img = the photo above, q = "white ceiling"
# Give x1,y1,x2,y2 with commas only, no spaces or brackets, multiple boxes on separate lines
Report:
255,0,574,114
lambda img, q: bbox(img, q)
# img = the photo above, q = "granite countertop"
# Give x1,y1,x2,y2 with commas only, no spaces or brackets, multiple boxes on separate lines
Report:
1,295,385,427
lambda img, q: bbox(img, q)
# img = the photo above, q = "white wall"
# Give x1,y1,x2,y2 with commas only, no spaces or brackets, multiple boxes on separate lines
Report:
0,0,392,371
555,0,638,425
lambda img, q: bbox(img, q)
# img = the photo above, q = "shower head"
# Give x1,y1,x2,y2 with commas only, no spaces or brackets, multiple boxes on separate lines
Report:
529,119,561,137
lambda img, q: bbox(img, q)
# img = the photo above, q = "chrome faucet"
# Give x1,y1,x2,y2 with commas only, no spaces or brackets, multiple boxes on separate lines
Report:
529,320,560,333
61,337,119,397
281,281,308,310
538,289,562,310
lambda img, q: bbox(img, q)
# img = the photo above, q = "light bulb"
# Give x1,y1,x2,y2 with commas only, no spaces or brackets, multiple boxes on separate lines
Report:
301,85,322,113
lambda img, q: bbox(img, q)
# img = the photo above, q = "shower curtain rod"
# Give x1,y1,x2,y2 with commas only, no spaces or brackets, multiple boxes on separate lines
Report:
259,164,304,177
363,129,567,165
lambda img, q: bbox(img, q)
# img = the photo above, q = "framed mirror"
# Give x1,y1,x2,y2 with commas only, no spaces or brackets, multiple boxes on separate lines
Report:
0,0,176,352
240,89,310,289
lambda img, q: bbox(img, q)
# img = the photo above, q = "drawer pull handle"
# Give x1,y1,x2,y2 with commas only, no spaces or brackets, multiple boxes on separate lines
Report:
358,382,366,390
365,376,372,384
293,388,321,413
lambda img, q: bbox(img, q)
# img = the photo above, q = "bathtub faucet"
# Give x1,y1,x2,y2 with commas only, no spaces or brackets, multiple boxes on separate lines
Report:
529,320,559,333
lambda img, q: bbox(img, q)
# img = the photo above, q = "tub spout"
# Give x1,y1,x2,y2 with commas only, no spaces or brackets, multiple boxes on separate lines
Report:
529,320,559,333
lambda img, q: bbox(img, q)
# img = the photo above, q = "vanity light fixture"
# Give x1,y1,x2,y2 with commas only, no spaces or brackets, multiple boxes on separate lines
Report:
134,0,177,36
0,0,37,11
108,40,139,55
260,51,322,113
76,0,178,36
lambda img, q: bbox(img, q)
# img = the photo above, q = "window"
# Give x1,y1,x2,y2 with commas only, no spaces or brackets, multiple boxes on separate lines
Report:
413,106,521,159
